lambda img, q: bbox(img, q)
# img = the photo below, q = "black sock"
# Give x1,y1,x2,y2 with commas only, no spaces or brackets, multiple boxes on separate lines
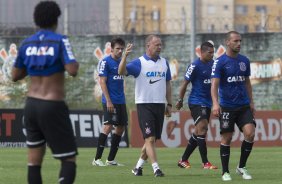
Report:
95,133,108,160
28,165,42,184
220,144,230,174
108,134,121,161
181,134,198,160
59,161,76,184
197,135,208,164
239,140,254,168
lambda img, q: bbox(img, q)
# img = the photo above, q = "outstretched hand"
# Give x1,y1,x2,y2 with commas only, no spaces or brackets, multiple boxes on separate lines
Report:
124,43,133,57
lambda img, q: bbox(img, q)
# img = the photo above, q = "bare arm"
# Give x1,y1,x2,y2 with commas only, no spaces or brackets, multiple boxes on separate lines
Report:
118,43,133,75
65,62,79,77
245,77,255,114
11,67,27,82
165,80,172,117
175,80,189,110
211,78,220,117
99,76,114,112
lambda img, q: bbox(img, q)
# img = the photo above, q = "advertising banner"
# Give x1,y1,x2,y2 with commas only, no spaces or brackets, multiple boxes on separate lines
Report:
130,111,282,147
0,109,129,148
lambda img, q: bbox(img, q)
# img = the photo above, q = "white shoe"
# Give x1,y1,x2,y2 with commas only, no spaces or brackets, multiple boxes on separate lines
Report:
236,167,252,180
105,160,124,166
222,172,232,181
92,159,105,166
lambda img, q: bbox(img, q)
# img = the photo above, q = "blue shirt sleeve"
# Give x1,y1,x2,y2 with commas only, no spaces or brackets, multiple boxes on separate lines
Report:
211,58,222,78
166,60,172,81
126,58,141,78
61,36,76,64
98,59,108,77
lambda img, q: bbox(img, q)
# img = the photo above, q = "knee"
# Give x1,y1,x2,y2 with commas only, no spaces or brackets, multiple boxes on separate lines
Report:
244,131,255,142
145,136,155,144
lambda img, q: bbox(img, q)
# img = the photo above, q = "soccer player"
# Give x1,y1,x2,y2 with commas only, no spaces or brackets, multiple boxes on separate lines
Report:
176,41,218,170
12,1,79,184
118,35,172,177
211,31,256,181
92,37,128,166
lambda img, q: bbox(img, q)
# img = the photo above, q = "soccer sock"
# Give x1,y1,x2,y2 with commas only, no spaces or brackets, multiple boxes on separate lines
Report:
239,140,254,168
95,133,108,160
58,161,76,184
108,134,121,161
152,162,160,173
135,158,145,169
181,134,198,161
197,135,208,164
220,144,230,174
28,165,42,184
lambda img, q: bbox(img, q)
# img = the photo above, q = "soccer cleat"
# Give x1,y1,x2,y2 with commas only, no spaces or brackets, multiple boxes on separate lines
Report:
177,160,191,169
203,162,218,169
132,167,143,176
236,167,252,180
105,160,124,166
222,172,232,181
92,159,105,166
154,169,164,177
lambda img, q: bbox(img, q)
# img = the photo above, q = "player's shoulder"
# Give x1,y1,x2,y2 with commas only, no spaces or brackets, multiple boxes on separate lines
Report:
237,54,250,62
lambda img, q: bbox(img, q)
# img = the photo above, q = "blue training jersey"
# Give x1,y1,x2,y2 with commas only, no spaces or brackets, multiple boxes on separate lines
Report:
185,58,213,108
98,55,125,104
14,30,77,76
211,53,251,107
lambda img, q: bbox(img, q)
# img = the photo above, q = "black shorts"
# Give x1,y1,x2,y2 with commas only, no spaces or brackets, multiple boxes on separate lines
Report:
137,103,165,139
219,105,256,134
102,103,128,126
189,104,211,125
24,97,78,160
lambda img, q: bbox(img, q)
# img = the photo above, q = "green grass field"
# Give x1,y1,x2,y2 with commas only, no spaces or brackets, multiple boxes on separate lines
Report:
0,147,281,184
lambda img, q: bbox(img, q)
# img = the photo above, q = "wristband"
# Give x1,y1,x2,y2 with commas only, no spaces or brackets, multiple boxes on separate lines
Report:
178,99,183,103
167,103,172,107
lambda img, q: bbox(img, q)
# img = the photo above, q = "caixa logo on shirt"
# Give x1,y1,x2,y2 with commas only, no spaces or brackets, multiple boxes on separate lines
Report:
146,71,166,77
26,46,54,56
113,75,124,80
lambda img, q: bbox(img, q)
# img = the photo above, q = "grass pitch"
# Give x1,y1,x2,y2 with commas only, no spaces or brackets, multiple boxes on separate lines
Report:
0,147,281,184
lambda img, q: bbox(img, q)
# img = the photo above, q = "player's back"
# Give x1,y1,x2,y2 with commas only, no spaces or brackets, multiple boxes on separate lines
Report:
15,30,77,100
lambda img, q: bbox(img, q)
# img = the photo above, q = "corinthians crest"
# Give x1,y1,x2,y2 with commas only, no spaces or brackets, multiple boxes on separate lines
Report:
239,62,247,71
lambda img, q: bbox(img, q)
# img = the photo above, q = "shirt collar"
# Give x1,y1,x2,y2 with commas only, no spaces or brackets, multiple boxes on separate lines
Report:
143,54,160,62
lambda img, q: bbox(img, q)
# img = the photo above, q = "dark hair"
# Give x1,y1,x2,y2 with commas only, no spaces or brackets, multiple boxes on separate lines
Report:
111,37,125,48
226,31,240,40
33,1,61,28
201,41,214,52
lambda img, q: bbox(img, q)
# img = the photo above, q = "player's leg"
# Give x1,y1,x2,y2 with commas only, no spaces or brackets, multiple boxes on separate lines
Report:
107,104,128,165
42,100,78,183
93,104,114,165
58,156,76,184
178,133,197,168
236,107,256,180
132,144,147,176
219,107,235,181
178,105,199,168
27,146,46,184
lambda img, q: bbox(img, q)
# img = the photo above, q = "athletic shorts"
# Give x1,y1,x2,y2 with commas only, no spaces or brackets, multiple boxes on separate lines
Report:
102,103,128,126
219,105,256,134
189,104,211,125
136,103,165,139
23,97,78,160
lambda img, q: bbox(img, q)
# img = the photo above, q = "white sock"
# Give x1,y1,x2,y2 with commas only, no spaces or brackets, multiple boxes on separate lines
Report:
135,158,145,168
152,162,160,173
